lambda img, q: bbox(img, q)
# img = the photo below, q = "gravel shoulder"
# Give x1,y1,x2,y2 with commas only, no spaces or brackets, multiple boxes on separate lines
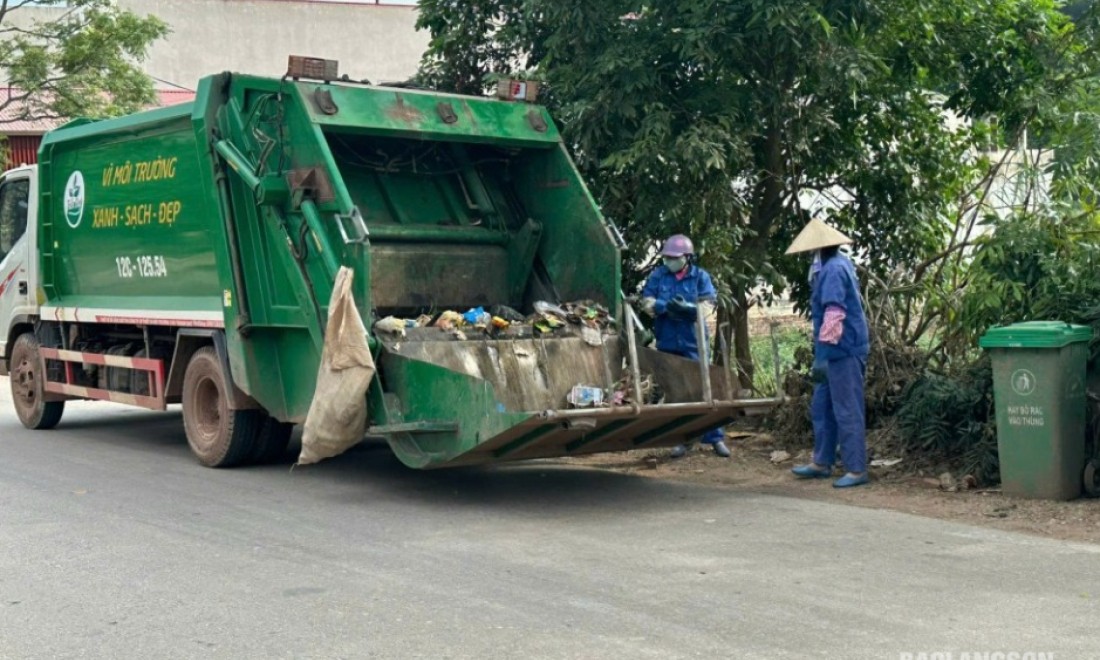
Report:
557,432,1100,545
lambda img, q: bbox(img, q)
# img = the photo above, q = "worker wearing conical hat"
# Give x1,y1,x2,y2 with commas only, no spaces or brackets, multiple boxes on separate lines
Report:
786,219,871,488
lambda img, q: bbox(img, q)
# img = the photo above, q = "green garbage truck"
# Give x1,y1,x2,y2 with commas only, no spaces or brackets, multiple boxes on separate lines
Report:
0,61,772,469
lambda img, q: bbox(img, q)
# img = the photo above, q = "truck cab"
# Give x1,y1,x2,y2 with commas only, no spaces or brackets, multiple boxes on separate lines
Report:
0,165,39,373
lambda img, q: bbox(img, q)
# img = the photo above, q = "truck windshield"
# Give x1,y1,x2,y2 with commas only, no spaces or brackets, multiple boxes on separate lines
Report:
0,178,29,261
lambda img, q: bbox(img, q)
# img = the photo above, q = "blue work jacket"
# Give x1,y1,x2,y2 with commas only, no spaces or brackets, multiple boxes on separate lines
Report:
811,253,870,361
642,264,717,354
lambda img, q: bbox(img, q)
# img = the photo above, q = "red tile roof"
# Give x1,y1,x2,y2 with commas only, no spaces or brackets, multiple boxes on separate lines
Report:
0,88,197,136
0,92,59,135
155,89,197,108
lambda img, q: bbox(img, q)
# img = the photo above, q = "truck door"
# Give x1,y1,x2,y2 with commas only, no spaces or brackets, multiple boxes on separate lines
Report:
0,175,32,358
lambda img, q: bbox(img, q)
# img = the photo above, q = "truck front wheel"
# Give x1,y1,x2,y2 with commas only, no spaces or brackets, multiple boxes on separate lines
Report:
9,333,64,430
181,346,259,468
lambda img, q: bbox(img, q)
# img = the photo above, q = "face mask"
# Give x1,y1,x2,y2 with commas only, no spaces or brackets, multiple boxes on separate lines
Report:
807,250,822,283
663,257,687,273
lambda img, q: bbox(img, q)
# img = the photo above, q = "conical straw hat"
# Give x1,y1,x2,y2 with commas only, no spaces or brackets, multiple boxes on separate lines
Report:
785,219,853,255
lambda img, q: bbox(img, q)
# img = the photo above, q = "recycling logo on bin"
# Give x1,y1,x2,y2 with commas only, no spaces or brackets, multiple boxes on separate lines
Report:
1011,369,1037,396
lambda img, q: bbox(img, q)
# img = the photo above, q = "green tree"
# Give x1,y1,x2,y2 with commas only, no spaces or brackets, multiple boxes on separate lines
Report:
417,0,1088,390
0,0,168,124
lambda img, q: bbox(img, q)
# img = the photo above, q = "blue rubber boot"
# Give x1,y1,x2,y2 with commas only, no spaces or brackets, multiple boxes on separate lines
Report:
791,464,832,479
833,473,870,488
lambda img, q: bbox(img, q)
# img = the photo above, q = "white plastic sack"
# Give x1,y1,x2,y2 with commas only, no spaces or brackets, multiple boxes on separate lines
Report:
298,267,376,465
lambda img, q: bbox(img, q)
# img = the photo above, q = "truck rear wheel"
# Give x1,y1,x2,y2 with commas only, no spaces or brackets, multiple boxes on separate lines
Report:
9,333,64,430
248,415,295,464
1085,459,1100,498
181,346,259,468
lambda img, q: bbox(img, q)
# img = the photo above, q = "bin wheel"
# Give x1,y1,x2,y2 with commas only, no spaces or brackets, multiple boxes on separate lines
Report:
9,333,64,430
181,346,260,468
1084,459,1100,498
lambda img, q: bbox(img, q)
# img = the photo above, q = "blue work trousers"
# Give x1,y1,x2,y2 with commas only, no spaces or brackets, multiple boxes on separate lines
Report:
811,355,867,473
666,348,725,445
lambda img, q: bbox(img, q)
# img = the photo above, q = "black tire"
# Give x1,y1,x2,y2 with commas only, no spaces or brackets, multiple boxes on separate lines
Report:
181,346,259,468
247,415,295,465
1084,459,1100,498
9,333,64,430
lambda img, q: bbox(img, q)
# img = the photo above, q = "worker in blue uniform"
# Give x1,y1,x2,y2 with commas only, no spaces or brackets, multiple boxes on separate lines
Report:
640,234,731,458
786,219,870,488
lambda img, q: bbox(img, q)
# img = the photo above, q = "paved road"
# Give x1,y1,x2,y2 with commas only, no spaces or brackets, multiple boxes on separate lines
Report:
1,378,1098,659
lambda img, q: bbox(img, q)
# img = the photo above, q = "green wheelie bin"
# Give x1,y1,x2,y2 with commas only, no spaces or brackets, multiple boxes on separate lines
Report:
980,321,1091,500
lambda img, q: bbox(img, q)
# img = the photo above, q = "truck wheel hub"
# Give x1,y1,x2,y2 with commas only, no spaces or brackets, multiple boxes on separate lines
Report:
194,378,222,439
13,358,36,404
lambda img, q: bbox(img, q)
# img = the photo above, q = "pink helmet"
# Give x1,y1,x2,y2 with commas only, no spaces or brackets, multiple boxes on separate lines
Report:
660,234,694,257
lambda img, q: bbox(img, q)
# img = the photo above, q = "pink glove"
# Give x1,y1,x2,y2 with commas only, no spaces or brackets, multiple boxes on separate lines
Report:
819,305,846,345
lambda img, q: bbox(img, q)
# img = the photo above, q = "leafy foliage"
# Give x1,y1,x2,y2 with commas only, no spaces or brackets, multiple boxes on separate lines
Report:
951,212,1100,353
749,325,809,397
897,359,998,483
0,0,167,125
415,0,535,96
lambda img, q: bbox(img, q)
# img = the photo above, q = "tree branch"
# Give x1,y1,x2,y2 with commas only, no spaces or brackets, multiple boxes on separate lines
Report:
911,240,976,282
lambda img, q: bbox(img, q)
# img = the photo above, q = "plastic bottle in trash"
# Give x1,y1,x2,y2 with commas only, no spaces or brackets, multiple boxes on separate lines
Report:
533,301,568,318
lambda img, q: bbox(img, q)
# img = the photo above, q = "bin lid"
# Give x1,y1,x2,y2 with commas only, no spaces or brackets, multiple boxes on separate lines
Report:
979,321,1092,349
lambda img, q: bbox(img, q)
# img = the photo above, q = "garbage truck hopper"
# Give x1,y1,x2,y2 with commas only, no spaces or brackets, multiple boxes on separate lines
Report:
301,76,777,467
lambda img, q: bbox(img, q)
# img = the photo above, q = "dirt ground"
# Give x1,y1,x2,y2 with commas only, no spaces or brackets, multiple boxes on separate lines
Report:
558,432,1100,545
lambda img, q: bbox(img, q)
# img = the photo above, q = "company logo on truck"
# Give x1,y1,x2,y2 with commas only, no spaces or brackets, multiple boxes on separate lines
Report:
64,171,85,228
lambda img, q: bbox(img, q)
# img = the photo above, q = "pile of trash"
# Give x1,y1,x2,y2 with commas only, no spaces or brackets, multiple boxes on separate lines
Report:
372,300,616,345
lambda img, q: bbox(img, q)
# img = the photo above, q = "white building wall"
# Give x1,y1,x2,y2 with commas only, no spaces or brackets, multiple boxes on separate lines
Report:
7,0,428,89
121,0,428,88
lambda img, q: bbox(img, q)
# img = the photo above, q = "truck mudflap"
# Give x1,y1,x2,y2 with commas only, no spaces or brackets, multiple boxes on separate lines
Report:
371,304,783,469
